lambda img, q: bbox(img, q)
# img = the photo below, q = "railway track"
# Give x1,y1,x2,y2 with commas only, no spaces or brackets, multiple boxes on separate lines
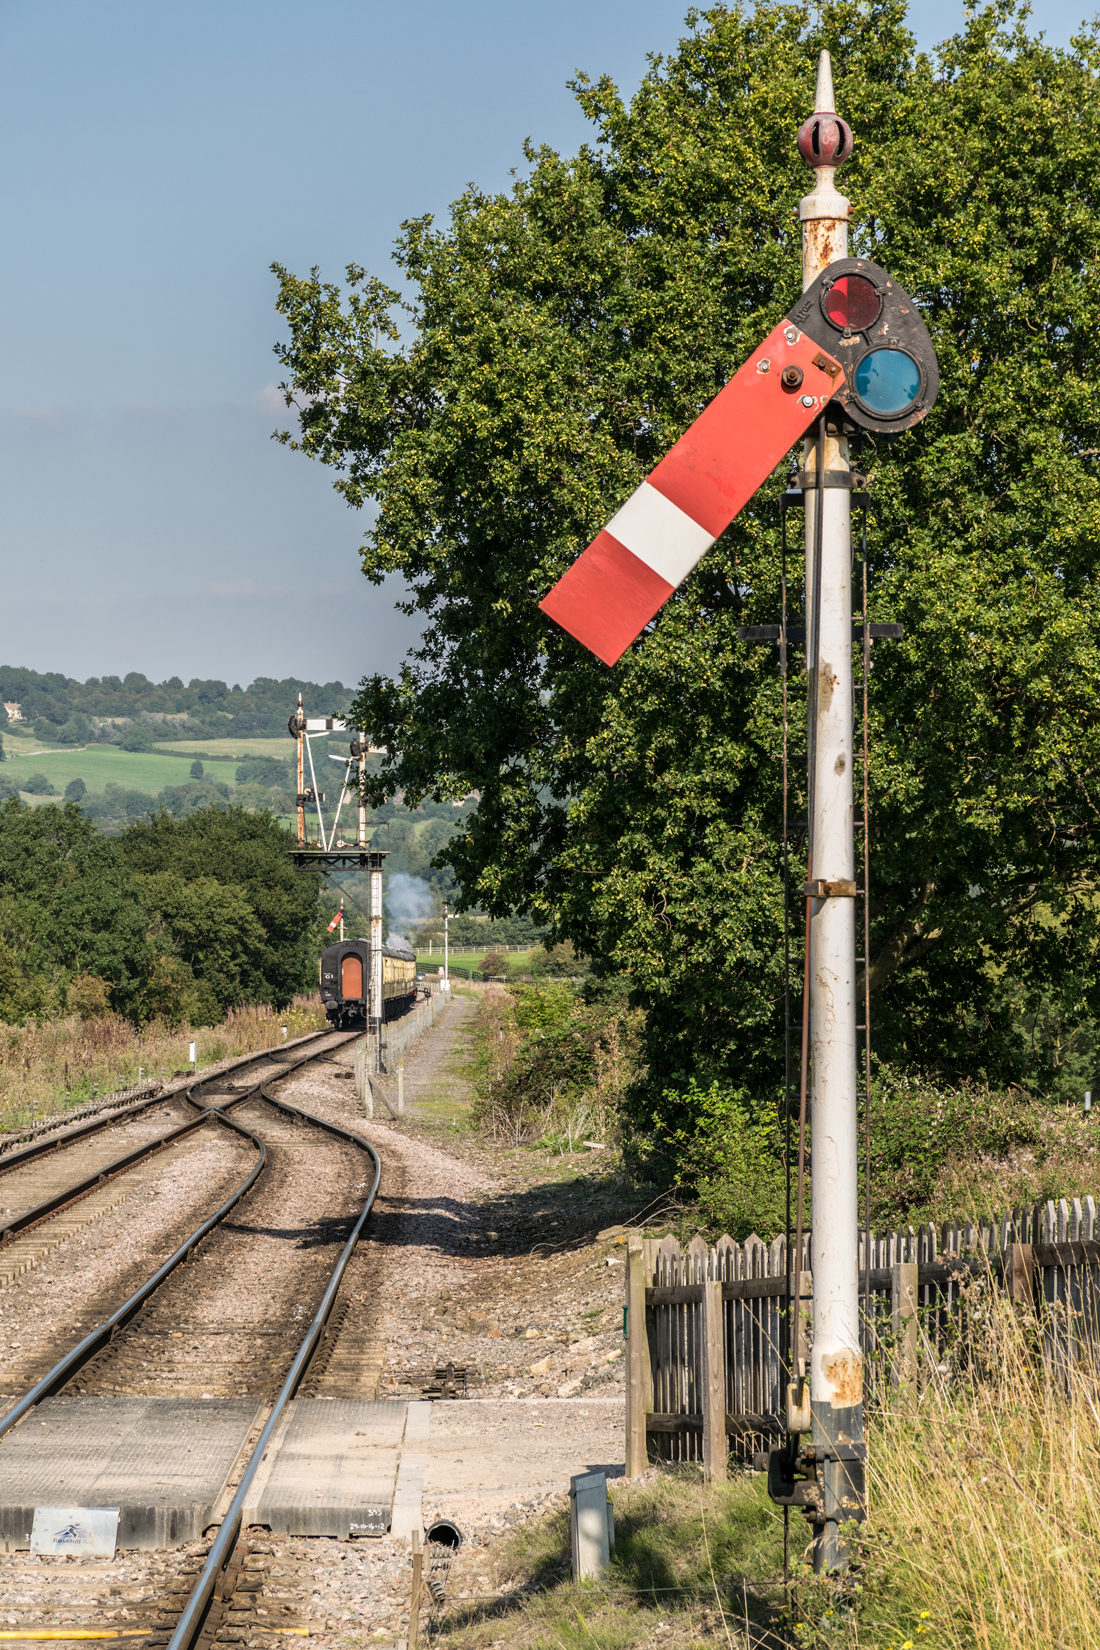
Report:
0,1037,386,1650
0,1033,348,1306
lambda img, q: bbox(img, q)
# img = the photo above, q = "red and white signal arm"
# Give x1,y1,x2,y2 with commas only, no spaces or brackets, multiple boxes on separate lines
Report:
539,257,937,666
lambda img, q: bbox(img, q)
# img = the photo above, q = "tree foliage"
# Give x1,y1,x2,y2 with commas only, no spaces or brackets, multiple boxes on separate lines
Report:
272,1,1100,1111
118,808,323,1012
0,800,153,1020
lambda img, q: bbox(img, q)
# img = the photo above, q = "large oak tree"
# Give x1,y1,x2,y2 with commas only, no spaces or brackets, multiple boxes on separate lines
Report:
272,1,1100,1115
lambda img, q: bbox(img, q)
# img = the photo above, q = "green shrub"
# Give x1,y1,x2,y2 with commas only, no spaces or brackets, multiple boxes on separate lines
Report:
22,772,57,795
658,1079,788,1241
471,986,643,1145
67,973,112,1019
864,1064,1043,1227
512,981,574,1031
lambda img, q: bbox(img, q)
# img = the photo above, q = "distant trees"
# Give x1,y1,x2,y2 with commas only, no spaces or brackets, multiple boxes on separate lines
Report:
0,800,154,1021
63,777,87,801
189,759,204,779
118,808,323,1013
0,667,354,744
235,755,292,787
23,773,57,795
119,726,155,752
34,712,93,746
0,798,325,1027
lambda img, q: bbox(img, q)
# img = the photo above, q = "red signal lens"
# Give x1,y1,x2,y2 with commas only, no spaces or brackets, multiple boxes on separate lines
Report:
823,275,880,332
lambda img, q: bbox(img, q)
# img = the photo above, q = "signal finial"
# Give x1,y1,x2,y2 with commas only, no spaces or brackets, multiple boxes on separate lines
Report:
798,51,852,287
797,51,853,171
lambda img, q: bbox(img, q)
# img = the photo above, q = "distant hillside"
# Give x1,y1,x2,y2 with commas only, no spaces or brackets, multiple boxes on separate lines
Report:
0,668,353,746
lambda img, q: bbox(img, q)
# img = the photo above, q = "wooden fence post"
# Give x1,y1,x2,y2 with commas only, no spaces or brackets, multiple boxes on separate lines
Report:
891,1260,919,1388
1008,1242,1035,1312
701,1278,726,1482
626,1232,651,1478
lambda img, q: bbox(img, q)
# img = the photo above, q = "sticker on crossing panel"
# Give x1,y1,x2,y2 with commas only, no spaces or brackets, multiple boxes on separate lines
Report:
31,1506,119,1556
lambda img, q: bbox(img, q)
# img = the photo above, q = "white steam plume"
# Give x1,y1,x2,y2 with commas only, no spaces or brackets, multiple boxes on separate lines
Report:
385,872,433,945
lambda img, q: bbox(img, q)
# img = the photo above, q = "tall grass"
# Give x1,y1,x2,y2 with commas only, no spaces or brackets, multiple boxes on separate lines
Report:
0,994,328,1132
788,1285,1100,1648
469,984,642,1150
430,1271,1100,1649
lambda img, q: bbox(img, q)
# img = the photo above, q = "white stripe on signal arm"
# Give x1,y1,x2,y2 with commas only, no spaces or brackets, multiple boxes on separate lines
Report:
604,481,715,589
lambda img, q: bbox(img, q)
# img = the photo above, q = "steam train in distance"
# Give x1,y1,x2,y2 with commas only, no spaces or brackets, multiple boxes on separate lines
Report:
319,937,418,1030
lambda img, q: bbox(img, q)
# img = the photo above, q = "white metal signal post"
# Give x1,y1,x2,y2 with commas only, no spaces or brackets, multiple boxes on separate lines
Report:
536,52,938,1577
798,53,864,1571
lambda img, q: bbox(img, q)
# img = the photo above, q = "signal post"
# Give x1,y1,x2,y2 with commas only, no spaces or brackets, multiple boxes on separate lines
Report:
532,47,939,1578
798,53,864,1572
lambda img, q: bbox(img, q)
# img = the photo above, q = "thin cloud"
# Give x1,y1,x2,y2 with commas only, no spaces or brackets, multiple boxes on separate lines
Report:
203,579,289,600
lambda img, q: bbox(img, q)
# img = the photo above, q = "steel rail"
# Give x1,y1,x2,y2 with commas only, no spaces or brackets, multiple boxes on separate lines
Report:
0,1036,356,1442
0,1028,337,1175
166,1082,382,1650
0,1112,215,1244
0,1109,266,1442
0,1033,352,1246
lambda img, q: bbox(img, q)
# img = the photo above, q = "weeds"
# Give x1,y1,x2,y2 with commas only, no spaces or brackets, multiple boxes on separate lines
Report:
435,1468,786,1650
470,984,643,1151
0,993,327,1131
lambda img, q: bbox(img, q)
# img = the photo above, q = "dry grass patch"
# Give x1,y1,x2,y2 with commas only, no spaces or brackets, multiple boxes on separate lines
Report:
0,994,328,1129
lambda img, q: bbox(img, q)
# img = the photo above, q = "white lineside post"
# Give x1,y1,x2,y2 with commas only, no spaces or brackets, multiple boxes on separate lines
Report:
370,861,384,1069
443,903,450,990
358,731,368,850
799,51,865,1572
295,693,305,846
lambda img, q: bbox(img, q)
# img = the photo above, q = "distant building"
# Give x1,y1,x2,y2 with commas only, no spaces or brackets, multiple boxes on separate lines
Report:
3,703,22,721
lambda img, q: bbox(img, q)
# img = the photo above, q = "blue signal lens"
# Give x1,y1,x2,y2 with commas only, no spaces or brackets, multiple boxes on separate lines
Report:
854,349,921,416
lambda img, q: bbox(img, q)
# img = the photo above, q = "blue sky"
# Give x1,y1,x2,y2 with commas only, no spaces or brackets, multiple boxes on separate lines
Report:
0,0,1090,687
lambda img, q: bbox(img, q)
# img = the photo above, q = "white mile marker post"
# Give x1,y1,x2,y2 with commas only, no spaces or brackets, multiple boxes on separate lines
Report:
798,51,866,1571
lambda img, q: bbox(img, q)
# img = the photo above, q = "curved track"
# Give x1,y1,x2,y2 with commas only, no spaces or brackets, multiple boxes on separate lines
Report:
0,1041,383,1650
0,1035,354,1321
164,1084,383,1650
0,1034,358,1434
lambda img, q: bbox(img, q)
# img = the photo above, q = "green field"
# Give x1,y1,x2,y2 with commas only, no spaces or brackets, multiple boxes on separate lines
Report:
152,736,298,761
0,743,236,796
414,948,537,975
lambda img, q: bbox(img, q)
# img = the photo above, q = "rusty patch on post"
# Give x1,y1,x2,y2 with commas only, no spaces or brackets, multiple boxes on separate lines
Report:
817,664,836,709
821,1348,863,1407
802,220,847,283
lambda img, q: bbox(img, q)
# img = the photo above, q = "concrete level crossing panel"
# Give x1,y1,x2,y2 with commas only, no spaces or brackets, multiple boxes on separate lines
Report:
252,1398,405,1538
421,1397,624,1523
0,1394,260,1550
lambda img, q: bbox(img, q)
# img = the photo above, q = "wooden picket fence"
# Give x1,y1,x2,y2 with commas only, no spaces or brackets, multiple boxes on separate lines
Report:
624,1195,1100,1480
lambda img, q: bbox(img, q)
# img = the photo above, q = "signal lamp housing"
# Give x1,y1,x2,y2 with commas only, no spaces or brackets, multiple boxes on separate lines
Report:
787,256,939,435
